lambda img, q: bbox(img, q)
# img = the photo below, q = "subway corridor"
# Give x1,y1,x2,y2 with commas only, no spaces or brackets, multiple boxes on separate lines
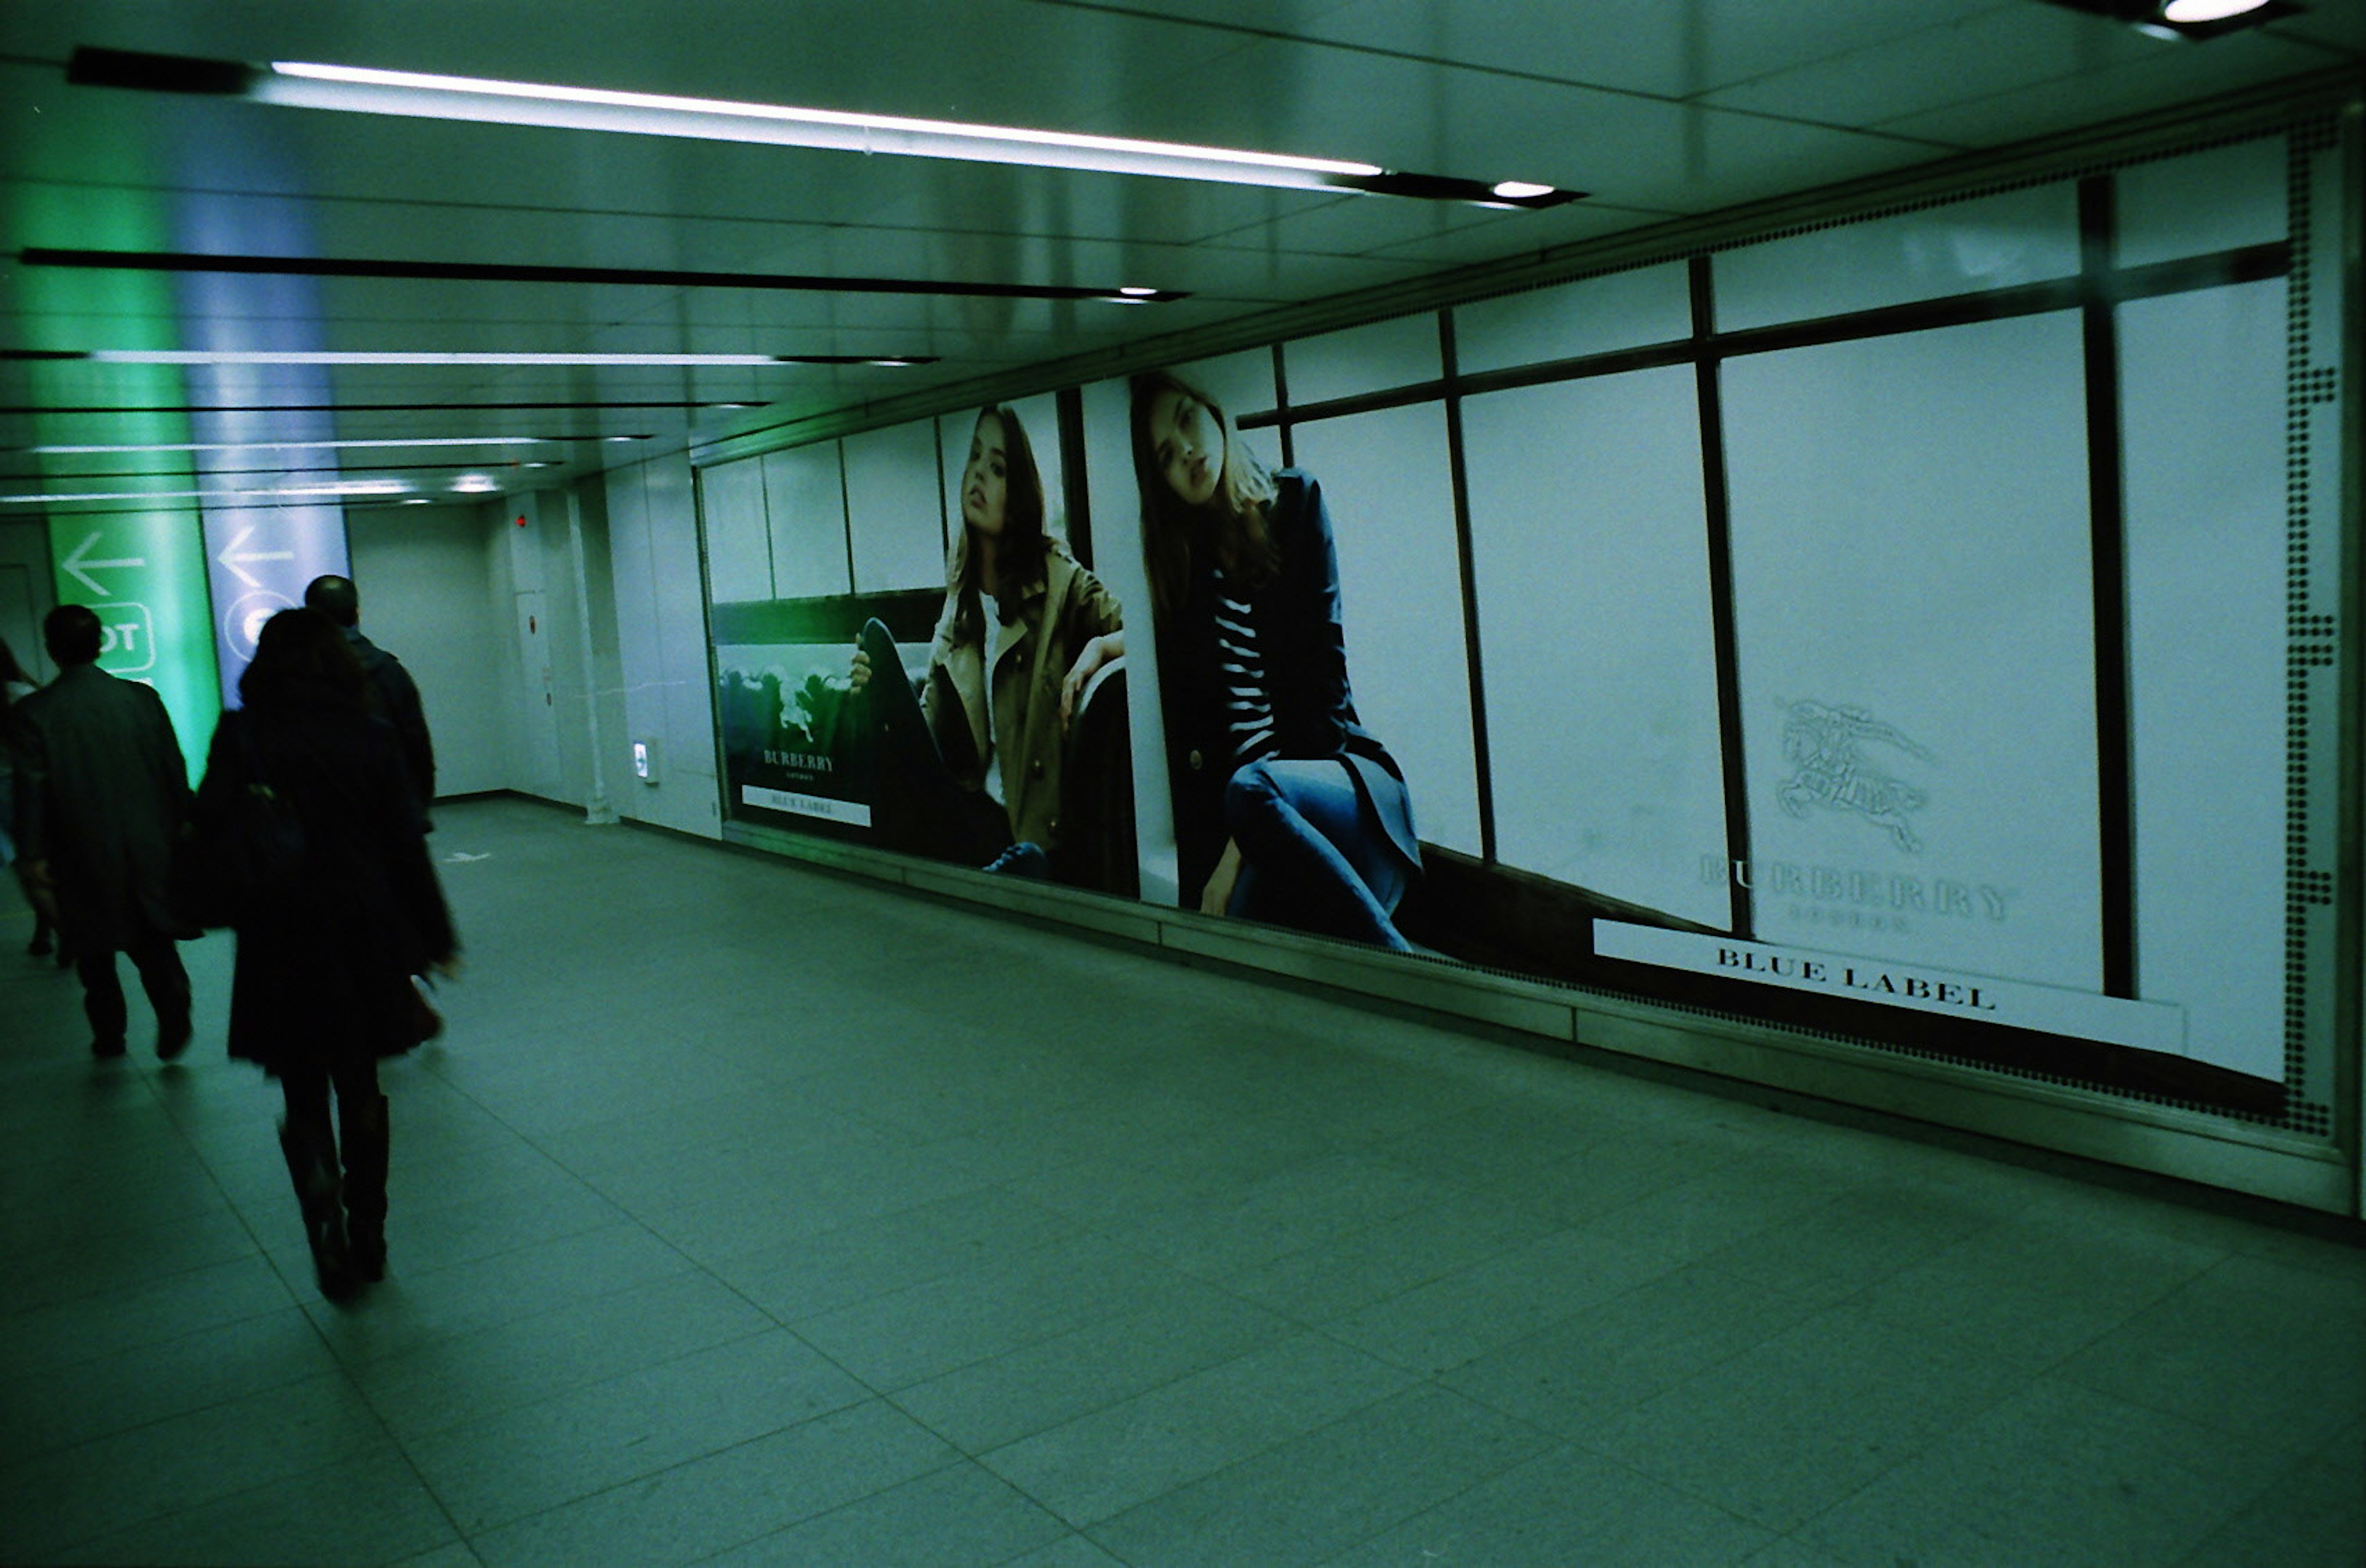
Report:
1,797,2360,1566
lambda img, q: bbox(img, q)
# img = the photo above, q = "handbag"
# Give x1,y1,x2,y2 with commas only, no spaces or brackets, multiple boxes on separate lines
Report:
177,714,307,929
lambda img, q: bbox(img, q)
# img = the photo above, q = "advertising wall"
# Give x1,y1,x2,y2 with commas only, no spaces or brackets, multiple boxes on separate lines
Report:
696,128,2352,1153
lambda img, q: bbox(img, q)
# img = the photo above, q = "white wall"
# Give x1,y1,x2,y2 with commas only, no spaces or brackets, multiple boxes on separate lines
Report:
348,502,510,798
603,453,722,838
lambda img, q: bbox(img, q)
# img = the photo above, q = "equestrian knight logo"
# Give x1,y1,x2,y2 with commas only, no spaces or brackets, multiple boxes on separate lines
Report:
1776,699,1933,851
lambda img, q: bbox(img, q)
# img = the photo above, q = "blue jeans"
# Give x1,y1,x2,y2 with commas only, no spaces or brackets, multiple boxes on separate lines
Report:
1225,757,1414,953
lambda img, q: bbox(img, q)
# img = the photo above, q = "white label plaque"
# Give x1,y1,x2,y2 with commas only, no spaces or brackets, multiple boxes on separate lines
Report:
1593,922,2185,1055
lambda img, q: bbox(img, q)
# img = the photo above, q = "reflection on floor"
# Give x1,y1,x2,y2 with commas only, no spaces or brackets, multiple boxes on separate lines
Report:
2,797,2360,1567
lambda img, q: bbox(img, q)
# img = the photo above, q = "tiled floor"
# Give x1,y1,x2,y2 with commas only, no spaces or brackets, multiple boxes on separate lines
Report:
2,796,2360,1567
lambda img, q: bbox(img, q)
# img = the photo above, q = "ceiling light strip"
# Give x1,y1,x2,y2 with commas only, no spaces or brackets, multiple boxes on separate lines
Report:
64,48,1578,208
25,435,558,454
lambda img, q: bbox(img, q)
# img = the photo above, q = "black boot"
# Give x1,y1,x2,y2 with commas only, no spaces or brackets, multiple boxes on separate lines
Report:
280,1118,357,1301
340,1092,391,1283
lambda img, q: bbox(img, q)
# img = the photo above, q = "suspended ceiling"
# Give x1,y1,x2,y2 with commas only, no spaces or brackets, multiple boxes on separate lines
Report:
2,0,2360,511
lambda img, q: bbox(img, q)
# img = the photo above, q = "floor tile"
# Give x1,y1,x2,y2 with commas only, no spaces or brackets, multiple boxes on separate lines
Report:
697,1461,1068,1567
1795,1377,2294,1567
978,1331,1418,1525
893,1280,1295,1455
1084,1384,1551,1568
404,1328,871,1532
51,1445,456,1568
465,1399,956,1568
1577,1304,2030,1533
1318,1443,1776,1566
2048,1251,2366,1454
350,1269,778,1439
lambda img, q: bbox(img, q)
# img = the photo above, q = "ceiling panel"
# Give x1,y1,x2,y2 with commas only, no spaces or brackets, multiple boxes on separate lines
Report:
0,0,2359,498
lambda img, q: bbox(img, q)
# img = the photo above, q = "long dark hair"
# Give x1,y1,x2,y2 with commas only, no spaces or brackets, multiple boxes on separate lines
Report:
1129,370,1279,619
951,405,1051,644
239,607,367,712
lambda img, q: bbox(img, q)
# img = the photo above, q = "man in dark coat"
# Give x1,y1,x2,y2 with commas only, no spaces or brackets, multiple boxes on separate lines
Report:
10,604,195,1058
303,574,434,828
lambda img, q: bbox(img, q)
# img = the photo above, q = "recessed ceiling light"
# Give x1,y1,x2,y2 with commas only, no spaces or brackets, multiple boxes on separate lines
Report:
2160,0,2269,18
65,48,1582,208
452,474,499,493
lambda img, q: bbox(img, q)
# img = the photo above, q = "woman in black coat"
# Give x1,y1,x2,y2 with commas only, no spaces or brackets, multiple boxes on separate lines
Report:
194,608,457,1299
1129,370,1421,952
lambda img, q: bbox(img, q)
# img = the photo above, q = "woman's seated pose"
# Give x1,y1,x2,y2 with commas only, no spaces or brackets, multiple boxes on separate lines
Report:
852,403,1123,877
1129,370,1420,952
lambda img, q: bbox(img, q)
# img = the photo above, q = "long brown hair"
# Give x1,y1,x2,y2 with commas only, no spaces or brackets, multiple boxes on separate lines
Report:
950,405,1050,644
1129,370,1279,618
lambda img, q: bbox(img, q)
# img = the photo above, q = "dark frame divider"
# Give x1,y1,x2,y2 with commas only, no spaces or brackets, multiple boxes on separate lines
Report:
2079,176,2139,999
1436,307,1498,865
1688,256,1755,942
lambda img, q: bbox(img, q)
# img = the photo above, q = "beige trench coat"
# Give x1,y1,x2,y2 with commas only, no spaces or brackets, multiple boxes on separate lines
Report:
921,544,1121,853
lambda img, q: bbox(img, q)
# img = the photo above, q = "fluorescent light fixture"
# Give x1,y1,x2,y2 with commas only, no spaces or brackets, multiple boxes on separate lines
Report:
1490,181,1555,200
26,435,553,454
66,49,1581,208
451,474,499,493
2,477,412,503
2160,0,2268,17
1118,286,1160,297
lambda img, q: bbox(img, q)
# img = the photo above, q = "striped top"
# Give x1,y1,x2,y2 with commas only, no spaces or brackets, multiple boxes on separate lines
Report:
1213,569,1277,768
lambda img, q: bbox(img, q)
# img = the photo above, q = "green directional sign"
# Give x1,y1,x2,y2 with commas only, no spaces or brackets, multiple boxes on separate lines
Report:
47,509,221,784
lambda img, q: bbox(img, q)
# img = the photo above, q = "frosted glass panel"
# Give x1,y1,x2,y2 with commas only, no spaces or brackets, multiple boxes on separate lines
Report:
2120,281,2285,1079
1461,367,1727,927
1722,312,2100,988
1454,262,1693,376
1285,404,1481,856
1283,314,1441,407
2116,137,2285,270
1715,184,2079,332
760,442,848,599
938,392,1068,559
700,457,771,603
842,420,945,592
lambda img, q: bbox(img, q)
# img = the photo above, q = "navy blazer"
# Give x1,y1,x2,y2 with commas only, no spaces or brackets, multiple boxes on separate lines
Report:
1155,469,1419,900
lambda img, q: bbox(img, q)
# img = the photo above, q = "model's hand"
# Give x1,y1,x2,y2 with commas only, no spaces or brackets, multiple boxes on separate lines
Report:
1198,839,1243,917
1059,632,1123,732
848,643,873,693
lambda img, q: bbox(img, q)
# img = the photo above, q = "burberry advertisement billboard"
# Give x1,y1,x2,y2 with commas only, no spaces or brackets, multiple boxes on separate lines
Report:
703,133,2345,1126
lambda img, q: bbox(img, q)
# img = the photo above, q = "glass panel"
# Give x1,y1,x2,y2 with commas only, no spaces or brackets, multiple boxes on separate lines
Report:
1285,402,1481,856
842,419,945,593
760,442,848,600
1461,367,1728,926
2116,136,2286,270
699,456,771,603
1721,311,2102,989
1283,313,1441,407
2120,280,2285,1079
1715,184,2079,332
1453,261,1693,376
